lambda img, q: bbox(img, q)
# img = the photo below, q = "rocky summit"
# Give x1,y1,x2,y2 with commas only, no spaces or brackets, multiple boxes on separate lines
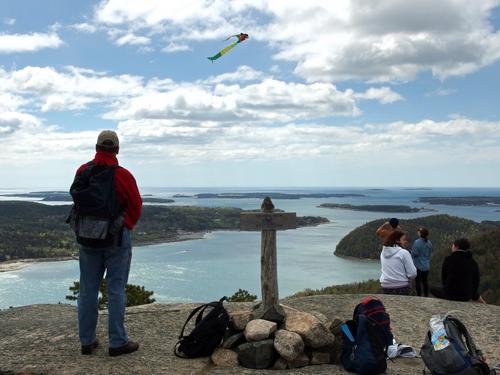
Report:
1,295,499,375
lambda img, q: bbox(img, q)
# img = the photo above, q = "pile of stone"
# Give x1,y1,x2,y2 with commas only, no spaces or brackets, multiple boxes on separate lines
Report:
211,306,344,370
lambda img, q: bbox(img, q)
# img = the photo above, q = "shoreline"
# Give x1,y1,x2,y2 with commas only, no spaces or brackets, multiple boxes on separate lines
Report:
0,231,207,273
0,221,330,273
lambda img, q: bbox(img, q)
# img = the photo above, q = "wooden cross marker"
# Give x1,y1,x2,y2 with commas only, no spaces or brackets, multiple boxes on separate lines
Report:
240,197,297,323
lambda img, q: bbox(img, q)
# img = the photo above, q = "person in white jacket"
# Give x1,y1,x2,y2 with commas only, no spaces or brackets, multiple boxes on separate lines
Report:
380,230,417,295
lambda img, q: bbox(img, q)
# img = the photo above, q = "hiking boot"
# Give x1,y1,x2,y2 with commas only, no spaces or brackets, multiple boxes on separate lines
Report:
109,341,139,357
81,340,99,355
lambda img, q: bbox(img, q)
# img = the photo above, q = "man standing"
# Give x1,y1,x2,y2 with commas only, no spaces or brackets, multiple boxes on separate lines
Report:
430,238,485,303
70,130,142,356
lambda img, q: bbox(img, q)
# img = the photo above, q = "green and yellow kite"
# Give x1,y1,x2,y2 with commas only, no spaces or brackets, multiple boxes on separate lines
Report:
208,33,249,62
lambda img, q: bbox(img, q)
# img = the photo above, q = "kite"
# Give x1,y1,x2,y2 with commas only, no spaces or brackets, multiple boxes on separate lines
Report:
208,33,249,62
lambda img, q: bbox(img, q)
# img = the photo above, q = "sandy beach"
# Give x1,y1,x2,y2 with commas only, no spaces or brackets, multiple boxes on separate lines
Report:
0,257,77,273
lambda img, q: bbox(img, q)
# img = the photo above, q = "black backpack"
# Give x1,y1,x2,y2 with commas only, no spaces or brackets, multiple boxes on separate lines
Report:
421,315,493,375
174,297,230,358
341,296,393,375
67,162,124,248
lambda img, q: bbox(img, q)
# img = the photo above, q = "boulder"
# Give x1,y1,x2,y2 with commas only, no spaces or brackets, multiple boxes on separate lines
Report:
289,353,310,368
211,348,239,367
309,310,329,323
244,319,277,342
272,357,289,370
230,310,252,331
310,351,330,365
222,332,245,349
285,311,335,348
273,329,304,362
237,339,277,369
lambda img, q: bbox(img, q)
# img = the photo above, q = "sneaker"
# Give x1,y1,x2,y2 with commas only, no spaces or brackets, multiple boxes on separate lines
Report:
109,341,139,357
81,340,99,355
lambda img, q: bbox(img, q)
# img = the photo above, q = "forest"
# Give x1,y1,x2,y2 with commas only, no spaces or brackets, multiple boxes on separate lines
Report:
0,201,327,261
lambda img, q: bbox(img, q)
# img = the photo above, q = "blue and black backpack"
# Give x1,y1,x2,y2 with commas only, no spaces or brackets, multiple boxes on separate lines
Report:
341,296,393,375
421,315,493,375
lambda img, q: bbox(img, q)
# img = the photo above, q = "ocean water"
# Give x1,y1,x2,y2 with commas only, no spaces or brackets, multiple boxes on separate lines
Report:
0,187,498,309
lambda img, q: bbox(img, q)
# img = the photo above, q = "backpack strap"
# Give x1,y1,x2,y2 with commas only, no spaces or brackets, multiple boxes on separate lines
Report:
446,317,483,358
178,297,227,340
178,303,210,339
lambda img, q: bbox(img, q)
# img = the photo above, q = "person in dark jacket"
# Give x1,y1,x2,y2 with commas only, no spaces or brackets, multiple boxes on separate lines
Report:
430,238,485,303
72,130,142,356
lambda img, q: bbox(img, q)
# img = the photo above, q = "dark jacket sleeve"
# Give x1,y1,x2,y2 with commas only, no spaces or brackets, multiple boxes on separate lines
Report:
471,259,480,300
441,256,449,287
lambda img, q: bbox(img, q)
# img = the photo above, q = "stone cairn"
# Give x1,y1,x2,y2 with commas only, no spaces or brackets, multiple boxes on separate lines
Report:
209,198,344,369
210,306,344,370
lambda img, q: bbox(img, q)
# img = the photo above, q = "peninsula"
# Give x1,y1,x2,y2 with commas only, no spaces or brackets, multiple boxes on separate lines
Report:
318,203,424,213
416,196,500,206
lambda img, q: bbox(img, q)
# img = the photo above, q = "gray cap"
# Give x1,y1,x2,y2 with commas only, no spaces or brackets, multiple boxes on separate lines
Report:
96,130,119,148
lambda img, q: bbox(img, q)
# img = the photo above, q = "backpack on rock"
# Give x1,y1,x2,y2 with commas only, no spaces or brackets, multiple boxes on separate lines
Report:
174,297,230,358
421,314,493,375
341,296,393,375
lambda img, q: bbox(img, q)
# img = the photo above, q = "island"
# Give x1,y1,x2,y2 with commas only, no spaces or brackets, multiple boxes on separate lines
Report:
0,191,174,204
416,196,500,206
193,192,366,199
0,201,329,264
318,203,425,213
141,198,174,204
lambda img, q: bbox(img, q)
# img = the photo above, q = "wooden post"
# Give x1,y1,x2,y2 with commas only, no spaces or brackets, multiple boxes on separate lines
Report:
240,197,296,323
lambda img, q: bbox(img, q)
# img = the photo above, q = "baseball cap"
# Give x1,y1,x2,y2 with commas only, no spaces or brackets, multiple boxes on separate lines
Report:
96,130,119,148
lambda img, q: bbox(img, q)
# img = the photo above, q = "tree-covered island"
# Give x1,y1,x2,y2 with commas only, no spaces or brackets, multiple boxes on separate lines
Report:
416,196,500,206
0,201,328,262
318,203,426,213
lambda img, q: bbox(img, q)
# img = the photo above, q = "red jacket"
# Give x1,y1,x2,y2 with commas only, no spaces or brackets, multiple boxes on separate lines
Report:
75,151,142,230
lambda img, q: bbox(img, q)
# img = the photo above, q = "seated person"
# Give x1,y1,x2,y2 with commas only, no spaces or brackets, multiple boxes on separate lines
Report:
376,218,401,240
430,238,485,303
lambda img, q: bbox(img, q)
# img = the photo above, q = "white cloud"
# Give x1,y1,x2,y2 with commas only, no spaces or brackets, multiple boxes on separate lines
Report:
4,18,16,26
105,78,361,122
354,87,403,104
202,65,266,84
114,33,150,46
110,117,500,163
161,42,191,53
94,0,500,82
70,23,97,33
426,88,457,97
0,32,63,53
0,66,144,112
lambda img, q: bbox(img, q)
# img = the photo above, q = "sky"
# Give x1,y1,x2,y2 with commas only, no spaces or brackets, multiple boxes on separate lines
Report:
1,0,500,188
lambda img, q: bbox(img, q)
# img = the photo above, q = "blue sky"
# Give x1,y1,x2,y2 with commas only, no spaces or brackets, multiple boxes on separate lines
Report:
1,0,500,188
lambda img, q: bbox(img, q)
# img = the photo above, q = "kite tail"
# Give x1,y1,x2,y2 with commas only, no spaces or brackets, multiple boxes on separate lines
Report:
207,53,221,62
207,41,238,62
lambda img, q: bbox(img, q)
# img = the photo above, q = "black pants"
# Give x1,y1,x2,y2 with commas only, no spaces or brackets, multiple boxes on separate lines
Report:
415,269,429,297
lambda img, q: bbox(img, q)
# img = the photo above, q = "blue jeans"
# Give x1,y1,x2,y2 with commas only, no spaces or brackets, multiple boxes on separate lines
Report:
78,228,132,348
